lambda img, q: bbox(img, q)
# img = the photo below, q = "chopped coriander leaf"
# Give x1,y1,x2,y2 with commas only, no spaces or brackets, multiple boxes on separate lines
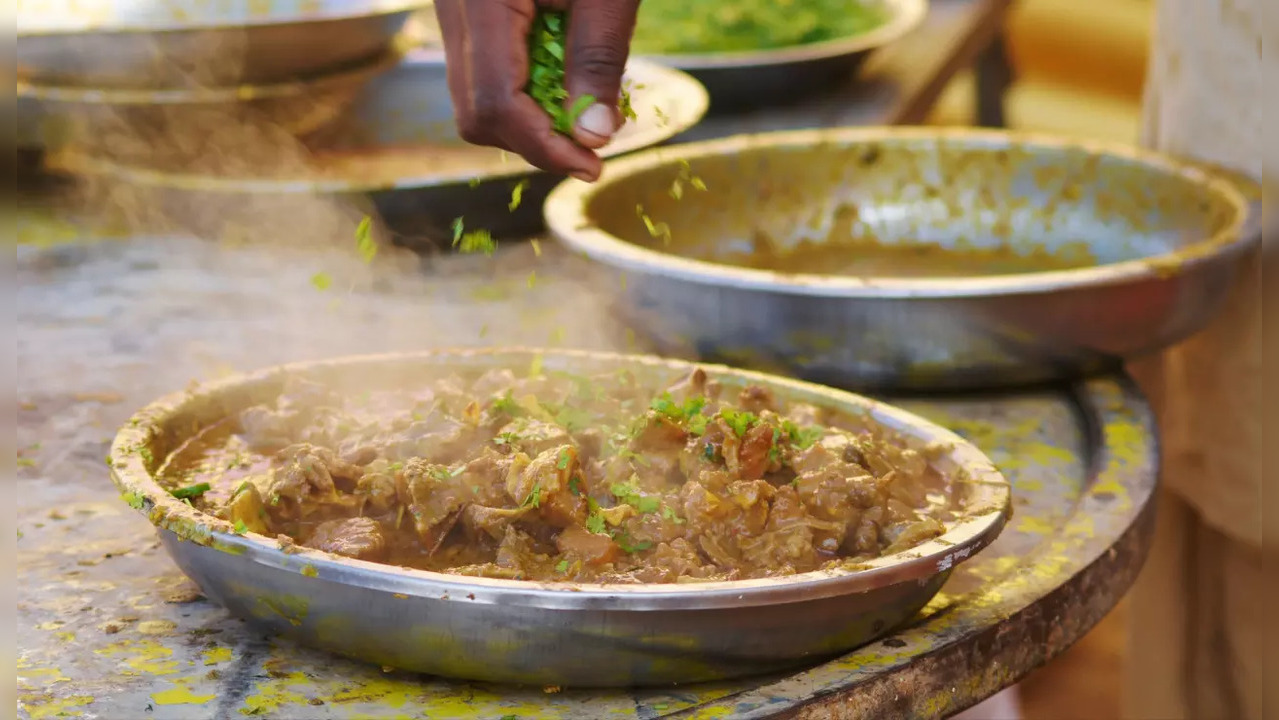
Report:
493,431,520,446
468,177,482,188
529,354,544,379
522,483,542,508
170,482,211,500
310,272,332,291
354,216,377,264
585,500,607,534
555,559,569,573
614,531,653,553
526,270,538,288
783,420,824,449
530,238,543,257
233,520,249,535
492,393,522,416
720,409,757,437
662,506,685,524
509,180,529,211
556,448,572,470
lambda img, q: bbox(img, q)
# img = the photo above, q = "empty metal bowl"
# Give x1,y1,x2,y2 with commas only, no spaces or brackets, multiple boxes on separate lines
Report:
17,0,427,88
545,128,1256,391
109,348,1010,687
68,51,709,243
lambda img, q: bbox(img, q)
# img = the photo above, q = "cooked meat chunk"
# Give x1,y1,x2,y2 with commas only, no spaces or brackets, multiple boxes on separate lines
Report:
305,517,387,561
504,445,588,528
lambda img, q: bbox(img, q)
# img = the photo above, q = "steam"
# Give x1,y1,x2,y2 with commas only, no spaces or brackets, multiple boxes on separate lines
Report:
22,20,625,389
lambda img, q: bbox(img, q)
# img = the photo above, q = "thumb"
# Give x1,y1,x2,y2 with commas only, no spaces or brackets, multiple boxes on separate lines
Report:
564,0,640,149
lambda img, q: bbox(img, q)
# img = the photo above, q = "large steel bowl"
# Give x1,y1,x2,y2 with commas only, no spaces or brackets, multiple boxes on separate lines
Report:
17,0,427,88
68,52,709,244
635,0,927,112
108,349,1010,687
17,48,403,158
545,128,1258,391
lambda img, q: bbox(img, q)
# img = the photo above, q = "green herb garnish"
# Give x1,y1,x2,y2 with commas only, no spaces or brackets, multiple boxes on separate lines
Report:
555,559,569,573
233,520,248,535
170,482,211,500
662,506,685,524
783,420,824,449
585,500,607,534
354,216,377,264
450,217,498,256
556,448,572,470
610,478,659,514
720,409,757,437
310,272,332,291
522,483,542,508
509,180,529,211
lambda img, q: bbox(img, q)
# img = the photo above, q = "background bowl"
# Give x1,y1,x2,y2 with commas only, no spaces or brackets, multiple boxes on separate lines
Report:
545,128,1256,391
68,52,709,245
17,0,427,88
17,48,403,158
109,348,1009,687
635,0,928,112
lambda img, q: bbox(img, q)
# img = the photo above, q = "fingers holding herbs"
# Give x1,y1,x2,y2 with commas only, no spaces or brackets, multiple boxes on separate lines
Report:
433,0,640,181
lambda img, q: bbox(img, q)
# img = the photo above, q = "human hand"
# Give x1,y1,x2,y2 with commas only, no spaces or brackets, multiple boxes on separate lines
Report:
433,0,640,182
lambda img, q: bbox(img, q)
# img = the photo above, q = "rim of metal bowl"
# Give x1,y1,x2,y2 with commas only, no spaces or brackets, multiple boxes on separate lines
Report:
634,0,928,70
16,44,407,105
109,348,1010,611
18,0,428,35
61,54,709,194
544,127,1253,300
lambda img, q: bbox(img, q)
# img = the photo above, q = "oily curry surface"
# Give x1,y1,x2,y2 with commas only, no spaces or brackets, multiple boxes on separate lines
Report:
161,367,952,584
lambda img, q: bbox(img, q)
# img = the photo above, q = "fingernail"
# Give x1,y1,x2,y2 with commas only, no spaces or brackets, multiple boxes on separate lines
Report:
570,170,596,183
575,103,615,143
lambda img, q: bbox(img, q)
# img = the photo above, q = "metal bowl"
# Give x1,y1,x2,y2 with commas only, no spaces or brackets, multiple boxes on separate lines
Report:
17,0,427,88
68,51,709,244
109,348,1010,687
545,128,1257,391
17,48,403,158
634,0,928,112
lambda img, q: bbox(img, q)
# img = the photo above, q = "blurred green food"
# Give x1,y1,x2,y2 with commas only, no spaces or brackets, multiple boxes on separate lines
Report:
633,0,888,54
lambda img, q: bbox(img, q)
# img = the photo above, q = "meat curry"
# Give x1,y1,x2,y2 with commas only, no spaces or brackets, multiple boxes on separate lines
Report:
161,366,949,584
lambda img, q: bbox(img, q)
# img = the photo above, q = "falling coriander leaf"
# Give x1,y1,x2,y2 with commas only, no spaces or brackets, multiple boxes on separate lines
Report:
526,270,538,288
354,216,377,264
530,239,543,257
555,559,569,573
170,482,211,500
529,353,545,379
468,177,482,189
233,520,249,535
310,272,332,291
452,216,465,243
456,229,497,256
635,204,672,245
509,180,529,212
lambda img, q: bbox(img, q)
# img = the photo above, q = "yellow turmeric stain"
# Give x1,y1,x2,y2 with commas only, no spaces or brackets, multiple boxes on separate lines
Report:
17,666,70,690
22,694,95,719
1014,514,1056,536
152,684,216,706
203,646,234,666
240,671,310,716
94,639,179,676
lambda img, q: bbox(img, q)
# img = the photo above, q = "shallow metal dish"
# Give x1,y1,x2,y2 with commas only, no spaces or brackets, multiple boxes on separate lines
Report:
17,0,426,88
109,348,1009,687
545,128,1257,391
70,51,709,244
17,49,402,158
635,0,927,111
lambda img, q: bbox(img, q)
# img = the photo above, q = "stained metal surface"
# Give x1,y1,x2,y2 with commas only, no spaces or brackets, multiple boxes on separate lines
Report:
546,127,1257,390
67,52,709,243
110,349,1009,686
17,231,1155,718
17,0,427,87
